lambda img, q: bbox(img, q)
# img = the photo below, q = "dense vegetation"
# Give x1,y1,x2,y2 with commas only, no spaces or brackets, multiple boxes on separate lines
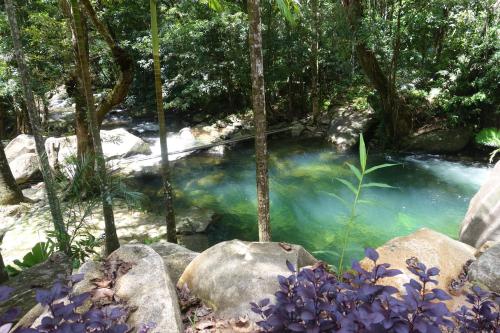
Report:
0,0,498,332
0,0,498,135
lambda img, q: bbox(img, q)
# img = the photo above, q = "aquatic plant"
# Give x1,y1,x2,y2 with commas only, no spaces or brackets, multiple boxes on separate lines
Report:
251,248,500,333
332,134,397,274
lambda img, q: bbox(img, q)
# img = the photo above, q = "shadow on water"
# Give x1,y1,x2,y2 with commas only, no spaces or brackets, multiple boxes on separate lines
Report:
140,137,491,267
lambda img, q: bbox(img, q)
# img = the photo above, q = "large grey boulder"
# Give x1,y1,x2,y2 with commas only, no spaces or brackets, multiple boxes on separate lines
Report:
327,105,375,152
149,241,199,283
5,134,36,162
44,128,151,174
460,161,500,248
178,240,318,321
468,242,500,293
107,244,183,333
9,153,41,184
403,127,472,153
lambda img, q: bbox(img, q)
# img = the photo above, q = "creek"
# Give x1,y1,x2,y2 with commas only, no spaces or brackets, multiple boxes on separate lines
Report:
145,136,490,266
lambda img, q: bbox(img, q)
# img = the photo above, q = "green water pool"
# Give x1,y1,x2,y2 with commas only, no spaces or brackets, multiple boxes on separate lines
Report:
166,138,490,266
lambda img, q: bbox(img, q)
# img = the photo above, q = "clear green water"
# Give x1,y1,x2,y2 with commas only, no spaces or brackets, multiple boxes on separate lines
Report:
168,137,490,266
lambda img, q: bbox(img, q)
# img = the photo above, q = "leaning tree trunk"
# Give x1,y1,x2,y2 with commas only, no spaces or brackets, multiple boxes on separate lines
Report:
70,0,120,255
150,0,177,243
81,0,134,127
311,0,320,122
0,141,24,205
341,0,410,141
248,0,271,242
4,0,69,253
0,250,8,283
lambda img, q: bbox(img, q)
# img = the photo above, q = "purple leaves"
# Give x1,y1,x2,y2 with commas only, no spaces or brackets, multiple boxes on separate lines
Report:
0,274,148,333
365,248,379,262
251,249,500,332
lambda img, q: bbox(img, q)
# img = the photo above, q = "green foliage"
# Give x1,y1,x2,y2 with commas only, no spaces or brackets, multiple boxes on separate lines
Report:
6,242,54,276
332,134,397,274
52,155,146,267
475,128,500,162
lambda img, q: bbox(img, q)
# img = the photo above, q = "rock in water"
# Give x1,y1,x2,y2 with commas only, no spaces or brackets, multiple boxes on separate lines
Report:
175,207,215,235
360,228,475,311
177,240,318,321
327,105,375,152
468,242,500,293
402,127,472,153
108,244,183,333
4,134,36,162
149,241,199,284
460,161,500,248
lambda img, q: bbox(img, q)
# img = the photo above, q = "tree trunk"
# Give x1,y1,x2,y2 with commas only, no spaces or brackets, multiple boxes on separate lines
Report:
247,0,271,242
61,0,93,158
4,0,69,253
0,250,8,283
341,0,410,140
81,0,134,127
70,0,120,255
311,0,320,122
150,0,177,244
0,141,24,205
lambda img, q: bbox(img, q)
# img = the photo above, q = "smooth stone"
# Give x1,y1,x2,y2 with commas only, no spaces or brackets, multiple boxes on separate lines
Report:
178,240,318,321
468,242,500,293
360,228,476,311
460,161,500,248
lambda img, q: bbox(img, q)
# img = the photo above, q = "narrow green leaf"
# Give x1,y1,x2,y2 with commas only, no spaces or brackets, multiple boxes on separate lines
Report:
322,191,349,208
359,134,367,172
346,162,362,181
365,163,399,174
358,199,376,206
362,182,394,189
336,177,358,195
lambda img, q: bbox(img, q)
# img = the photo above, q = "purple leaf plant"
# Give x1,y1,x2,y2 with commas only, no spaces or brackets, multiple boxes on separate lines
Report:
251,248,500,333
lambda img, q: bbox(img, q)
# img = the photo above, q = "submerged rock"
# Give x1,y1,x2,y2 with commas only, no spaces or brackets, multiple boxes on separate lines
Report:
176,207,215,235
327,105,375,152
178,240,318,321
460,161,500,248
468,242,500,293
402,127,472,153
360,228,476,311
149,241,199,283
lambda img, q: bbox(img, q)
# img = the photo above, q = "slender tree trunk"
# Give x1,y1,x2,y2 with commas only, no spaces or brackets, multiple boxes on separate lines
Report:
341,0,410,141
4,0,69,253
81,0,134,127
61,0,93,158
70,0,120,255
248,0,271,241
0,251,8,283
0,141,24,205
150,0,177,243
311,0,320,122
